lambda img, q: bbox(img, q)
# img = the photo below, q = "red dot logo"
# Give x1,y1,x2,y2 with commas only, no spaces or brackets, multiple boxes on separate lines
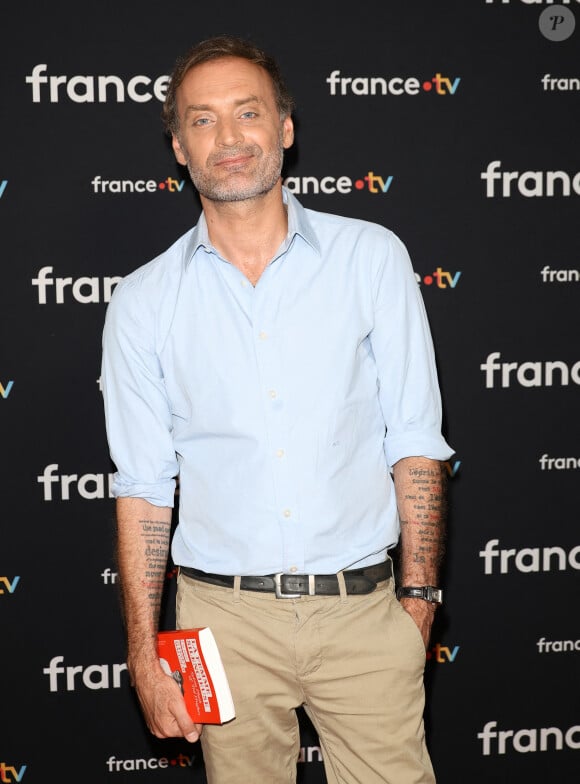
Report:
158,181,166,189
422,81,432,91
423,275,433,285
354,179,364,190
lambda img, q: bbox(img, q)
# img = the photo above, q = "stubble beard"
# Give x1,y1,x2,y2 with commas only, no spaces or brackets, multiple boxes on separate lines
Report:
184,131,285,203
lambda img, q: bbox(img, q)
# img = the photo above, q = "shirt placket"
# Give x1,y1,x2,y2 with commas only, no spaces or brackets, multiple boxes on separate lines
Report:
253,275,304,574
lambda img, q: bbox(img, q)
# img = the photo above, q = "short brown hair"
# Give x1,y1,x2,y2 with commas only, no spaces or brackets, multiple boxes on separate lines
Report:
161,35,295,136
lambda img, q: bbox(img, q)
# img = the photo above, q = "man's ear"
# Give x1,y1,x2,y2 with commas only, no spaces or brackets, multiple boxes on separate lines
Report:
282,116,294,150
171,134,188,166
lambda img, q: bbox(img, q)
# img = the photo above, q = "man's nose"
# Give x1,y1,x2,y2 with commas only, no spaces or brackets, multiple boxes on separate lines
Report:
215,118,244,147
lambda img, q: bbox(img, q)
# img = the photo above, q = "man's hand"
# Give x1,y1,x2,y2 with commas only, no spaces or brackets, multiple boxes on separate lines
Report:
399,596,437,649
132,659,203,743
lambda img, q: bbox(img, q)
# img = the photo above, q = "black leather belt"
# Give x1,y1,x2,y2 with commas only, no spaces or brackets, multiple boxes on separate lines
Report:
179,560,392,598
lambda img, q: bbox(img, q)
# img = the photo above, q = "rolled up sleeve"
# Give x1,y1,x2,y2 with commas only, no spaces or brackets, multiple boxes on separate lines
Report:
370,232,454,469
101,277,178,507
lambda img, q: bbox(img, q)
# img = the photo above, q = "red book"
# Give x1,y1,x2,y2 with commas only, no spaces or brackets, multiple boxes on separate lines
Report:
157,628,235,724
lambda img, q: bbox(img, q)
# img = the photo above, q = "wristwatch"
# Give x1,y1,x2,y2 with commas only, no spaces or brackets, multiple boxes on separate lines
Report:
396,586,443,605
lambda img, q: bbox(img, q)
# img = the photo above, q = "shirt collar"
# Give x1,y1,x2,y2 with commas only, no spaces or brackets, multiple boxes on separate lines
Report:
183,186,321,266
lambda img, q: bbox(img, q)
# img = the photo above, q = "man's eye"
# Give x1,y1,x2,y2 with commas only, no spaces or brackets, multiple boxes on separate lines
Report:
240,111,257,119
193,117,211,126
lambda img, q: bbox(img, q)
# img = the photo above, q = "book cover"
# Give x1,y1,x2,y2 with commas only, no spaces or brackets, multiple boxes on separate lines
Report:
157,627,235,724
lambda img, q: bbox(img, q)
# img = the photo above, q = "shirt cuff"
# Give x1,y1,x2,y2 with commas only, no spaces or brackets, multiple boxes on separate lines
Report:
111,475,176,508
384,430,454,470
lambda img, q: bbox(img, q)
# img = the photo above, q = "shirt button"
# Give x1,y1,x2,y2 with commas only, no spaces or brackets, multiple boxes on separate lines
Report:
241,279,248,287
259,331,268,340
289,566,298,573
283,509,292,518
269,390,277,399
276,448,285,458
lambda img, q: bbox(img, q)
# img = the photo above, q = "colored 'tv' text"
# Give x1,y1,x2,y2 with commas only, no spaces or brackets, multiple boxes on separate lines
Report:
0,763,27,783
0,576,20,594
0,381,14,399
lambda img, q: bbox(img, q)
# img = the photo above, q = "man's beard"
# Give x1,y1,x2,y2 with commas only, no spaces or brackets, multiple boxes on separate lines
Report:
184,133,284,203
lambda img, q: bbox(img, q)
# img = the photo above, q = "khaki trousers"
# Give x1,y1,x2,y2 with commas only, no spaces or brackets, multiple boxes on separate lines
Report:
176,568,435,784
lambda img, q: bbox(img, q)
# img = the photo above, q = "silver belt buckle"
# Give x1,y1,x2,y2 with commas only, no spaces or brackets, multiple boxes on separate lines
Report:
274,573,317,598
274,573,302,599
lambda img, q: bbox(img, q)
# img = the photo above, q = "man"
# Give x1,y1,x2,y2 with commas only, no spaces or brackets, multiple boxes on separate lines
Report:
101,34,454,784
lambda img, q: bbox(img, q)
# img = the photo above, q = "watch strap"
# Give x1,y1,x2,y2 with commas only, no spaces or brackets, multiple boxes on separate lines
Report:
396,585,443,604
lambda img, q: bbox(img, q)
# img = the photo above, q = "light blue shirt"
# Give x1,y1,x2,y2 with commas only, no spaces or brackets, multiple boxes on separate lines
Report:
101,189,453,576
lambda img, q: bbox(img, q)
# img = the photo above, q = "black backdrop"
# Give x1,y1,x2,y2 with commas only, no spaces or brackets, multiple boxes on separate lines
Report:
2,2,579,782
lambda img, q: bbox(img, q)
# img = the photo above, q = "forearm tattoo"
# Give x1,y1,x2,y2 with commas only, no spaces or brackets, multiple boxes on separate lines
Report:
400,464,447,572
139,518,170,614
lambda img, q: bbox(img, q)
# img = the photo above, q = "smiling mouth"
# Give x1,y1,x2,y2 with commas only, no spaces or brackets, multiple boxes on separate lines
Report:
215,153,252,167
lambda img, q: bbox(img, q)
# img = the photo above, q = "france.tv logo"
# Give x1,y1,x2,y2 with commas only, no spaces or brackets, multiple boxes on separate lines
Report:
326,71,461,96
283,171,394,196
